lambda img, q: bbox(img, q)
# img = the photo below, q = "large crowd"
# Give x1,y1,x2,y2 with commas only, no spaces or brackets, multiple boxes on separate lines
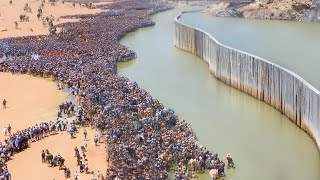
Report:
0,0,234,179
0,100,81,180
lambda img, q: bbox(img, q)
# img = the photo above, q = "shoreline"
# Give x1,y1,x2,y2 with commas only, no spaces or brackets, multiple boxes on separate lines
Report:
0,0,230,179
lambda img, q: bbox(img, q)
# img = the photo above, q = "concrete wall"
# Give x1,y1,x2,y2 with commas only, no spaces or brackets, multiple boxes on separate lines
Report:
174,11,320,150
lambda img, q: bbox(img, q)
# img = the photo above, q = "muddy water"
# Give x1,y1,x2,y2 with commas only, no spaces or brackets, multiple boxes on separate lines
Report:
180,11,320,89
118,9,320,180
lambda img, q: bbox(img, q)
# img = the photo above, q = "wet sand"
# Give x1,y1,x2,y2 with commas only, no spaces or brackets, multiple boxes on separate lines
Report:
0,0,109,38
0,72,108,179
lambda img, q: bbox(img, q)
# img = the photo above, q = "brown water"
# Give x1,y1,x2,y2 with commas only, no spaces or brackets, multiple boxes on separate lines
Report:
117,8,320,180
180,11,320,90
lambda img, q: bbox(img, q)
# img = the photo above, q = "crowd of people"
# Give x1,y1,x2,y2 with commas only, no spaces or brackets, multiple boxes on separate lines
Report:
0,100,80,179
0,0,235,179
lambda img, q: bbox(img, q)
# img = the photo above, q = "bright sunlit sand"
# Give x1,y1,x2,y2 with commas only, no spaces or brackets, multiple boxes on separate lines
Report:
0,0,109,38
0,72,108,179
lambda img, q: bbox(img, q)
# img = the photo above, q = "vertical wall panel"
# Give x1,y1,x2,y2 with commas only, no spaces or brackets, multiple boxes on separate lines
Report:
174,12,320,150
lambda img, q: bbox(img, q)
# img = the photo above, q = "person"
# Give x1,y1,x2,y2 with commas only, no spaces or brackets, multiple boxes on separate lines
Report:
3,127,7,136
94,135,98,146
85,163,89,174
41,150,46,163
97,170,100,179
57,109,62,117
74,147,79,157
64,167,68,178
77,154,81,166
2,99,7,109
79,162,84,173
226,153,235,168
83,139,87,148
66,168,71,178
91,171,95,180
83,129,87,140
7,124,11,135
4,169,11,180
97,132,101,143
74,171,79,180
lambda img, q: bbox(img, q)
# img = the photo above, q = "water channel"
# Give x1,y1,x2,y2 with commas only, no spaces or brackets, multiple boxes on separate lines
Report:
179,11,320,89
117,8,320,180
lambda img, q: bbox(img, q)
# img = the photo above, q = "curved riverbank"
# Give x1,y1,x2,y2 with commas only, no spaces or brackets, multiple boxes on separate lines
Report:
119,8,320,179
174,11,320,150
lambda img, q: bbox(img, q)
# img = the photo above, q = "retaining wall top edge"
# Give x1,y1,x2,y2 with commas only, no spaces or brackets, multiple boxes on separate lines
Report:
174,11,320,94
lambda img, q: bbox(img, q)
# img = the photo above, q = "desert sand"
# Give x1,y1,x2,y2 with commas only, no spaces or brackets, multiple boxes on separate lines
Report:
0,73,108,179
6,127,108,180
0,69,107,180
0,0,109,38
0,72,66,141
0,0,111,178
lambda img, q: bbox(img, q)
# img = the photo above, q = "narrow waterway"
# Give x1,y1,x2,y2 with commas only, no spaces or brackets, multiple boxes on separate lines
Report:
117,8,320,180
179,11,320,89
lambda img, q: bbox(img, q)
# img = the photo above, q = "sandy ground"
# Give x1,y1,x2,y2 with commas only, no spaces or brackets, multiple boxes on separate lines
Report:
0,0,109,38
7,127,108,180
0,0,111,178
0,72,66,141
0,72,108,179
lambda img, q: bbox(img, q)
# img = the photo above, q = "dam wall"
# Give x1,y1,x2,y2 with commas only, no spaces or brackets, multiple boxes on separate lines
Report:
174,11,320,150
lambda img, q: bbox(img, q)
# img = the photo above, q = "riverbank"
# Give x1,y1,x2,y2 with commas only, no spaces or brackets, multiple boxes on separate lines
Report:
0,0,229,179
205,0,320,22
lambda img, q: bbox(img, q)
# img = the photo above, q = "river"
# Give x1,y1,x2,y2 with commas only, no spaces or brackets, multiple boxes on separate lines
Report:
179,11,320,90
117,8,320,180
